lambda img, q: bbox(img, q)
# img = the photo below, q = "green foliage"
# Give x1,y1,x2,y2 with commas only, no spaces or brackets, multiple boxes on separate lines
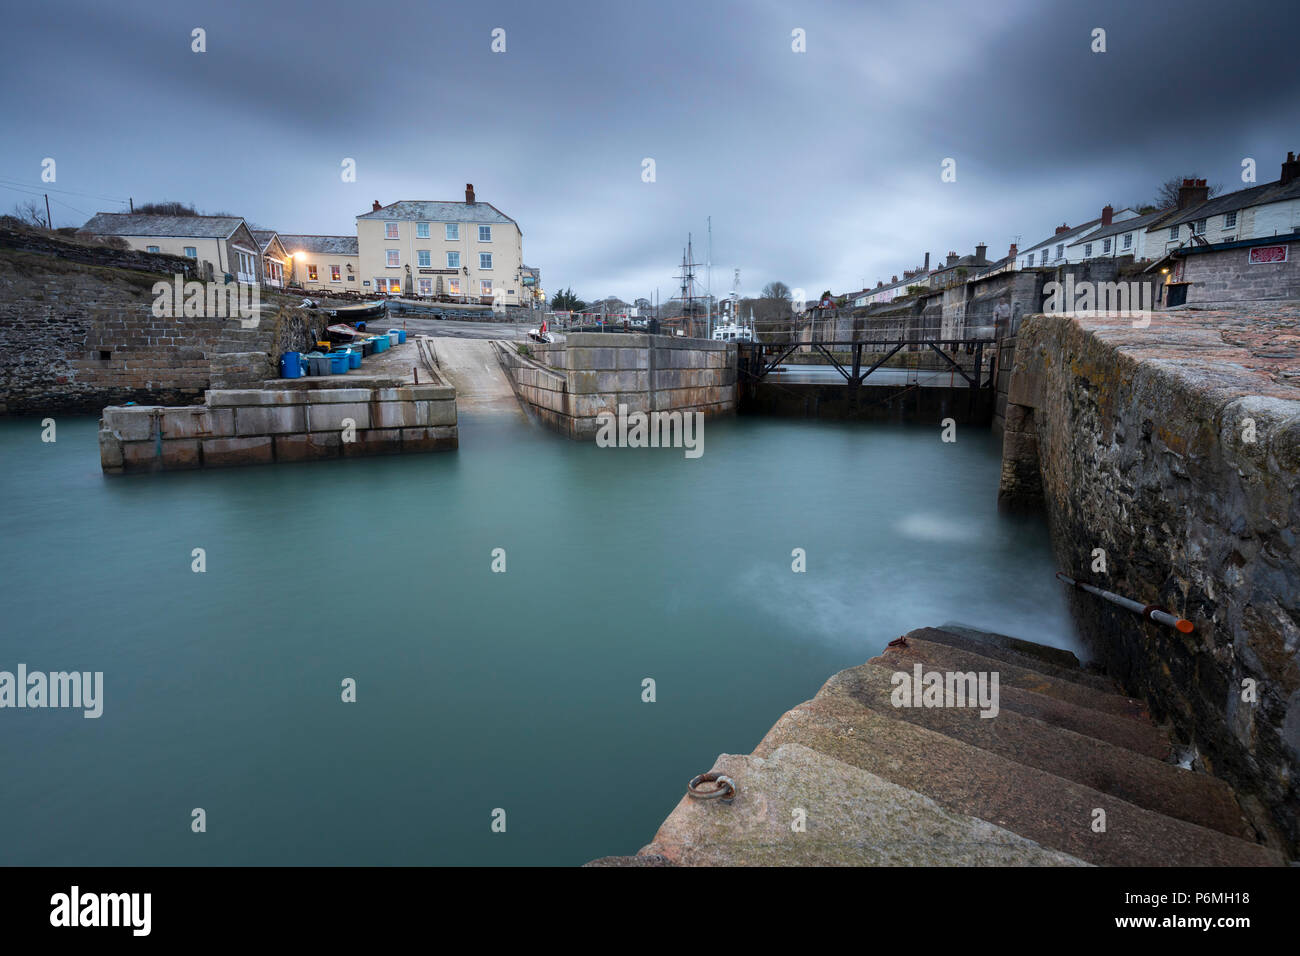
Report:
550,287,586,312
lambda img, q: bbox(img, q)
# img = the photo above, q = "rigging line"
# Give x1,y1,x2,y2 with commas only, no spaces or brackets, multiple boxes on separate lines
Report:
0,177,130,204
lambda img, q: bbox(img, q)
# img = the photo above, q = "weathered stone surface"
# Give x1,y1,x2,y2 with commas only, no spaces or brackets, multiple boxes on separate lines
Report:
640,745,1088,867
839,654,1254,838
342,428,402,456
1001,307,1300,854
754,697,1279,867
159,406,233,439
159,439,201,469
234,404,306,435
201,436,273,467
102,406,161,441
307,402,370,431
400,426,457,451
273,432,341,462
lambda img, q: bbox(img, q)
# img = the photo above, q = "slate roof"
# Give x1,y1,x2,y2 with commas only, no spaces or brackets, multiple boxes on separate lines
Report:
79,212,245,239
1067,208,1174,246
356,200,517,227
1151,179,1300,230
276,234,359,256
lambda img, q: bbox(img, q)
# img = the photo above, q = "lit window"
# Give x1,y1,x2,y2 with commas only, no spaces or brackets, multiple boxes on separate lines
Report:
480,252,493,269
416,222,430,239
481,280,493,295
385,222,399,240
447,251,460,268
386,249,400,267
417,250,431,267
418,278,432,295
183,246,197,258
330,265,341,282
307,265,318,281
447,279,461,295
479,225,492,242
445,224,458,240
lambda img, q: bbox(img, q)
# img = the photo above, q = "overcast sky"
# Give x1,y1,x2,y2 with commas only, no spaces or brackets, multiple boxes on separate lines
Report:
3,0,1298,303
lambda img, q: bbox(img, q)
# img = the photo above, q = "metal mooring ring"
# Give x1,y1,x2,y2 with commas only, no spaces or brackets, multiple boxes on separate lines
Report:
687,772,737,803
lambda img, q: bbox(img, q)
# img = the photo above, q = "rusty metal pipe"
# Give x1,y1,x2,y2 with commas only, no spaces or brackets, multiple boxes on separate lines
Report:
1056,572,1193,634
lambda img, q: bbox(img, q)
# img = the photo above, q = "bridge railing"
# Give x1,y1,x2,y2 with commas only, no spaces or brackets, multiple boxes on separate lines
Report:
739,338,997,389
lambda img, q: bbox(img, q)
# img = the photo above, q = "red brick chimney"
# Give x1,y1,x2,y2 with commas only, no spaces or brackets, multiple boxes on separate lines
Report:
1008,242,1018,259
372,200,381,212
465,183,476,203
1101,204,1114,226
1177,179,1209,209
1054,223,1071,235
891,275,898,283
1282,151,1300,186
876,280,883,288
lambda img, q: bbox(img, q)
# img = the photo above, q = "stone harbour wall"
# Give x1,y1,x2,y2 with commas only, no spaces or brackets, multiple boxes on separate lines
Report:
495,332,737,439
998,308,1300,854
0,241,317,415
99,382,457,473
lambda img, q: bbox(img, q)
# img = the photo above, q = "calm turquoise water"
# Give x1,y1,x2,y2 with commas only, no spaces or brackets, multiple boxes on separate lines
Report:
0,412,1075,865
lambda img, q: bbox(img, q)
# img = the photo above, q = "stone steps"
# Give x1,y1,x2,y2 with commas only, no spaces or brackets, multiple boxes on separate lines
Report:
636,744,1089,867
910,626,1127,697
845,654,1250,837
884,638,1170,757
602,625,1285,867
749,699,1277,866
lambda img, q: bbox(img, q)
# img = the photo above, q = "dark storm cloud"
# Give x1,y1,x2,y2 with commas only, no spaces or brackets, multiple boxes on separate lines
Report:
1,0,1296,302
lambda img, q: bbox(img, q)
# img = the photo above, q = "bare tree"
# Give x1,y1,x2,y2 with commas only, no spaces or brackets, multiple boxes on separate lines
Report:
761,281,791,301
1152,176,1222,209
10,201,48,228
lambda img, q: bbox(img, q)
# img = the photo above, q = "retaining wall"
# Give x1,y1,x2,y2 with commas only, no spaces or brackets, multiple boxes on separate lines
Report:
997,308,1300,853
495,333,736,439
99,381,457,473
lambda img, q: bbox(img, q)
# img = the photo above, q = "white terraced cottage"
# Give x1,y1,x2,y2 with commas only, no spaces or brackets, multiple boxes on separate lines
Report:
78,213,264,284
355,185,526,305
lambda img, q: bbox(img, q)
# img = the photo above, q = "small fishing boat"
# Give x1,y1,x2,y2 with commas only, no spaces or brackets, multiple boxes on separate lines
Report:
325,323,367,343
326,301,387,321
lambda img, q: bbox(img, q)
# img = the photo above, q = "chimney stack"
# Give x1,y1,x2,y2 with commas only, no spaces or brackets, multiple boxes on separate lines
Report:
1054,223,1071,235
974,242,987,264
876,280,883,288
946,251,959,266
1008,242,1018,259
1281,151,1300,186
923,251,930,271
1101,204,1114,226
1177,178,1209,209
372,200,381,212
465,183,476,204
